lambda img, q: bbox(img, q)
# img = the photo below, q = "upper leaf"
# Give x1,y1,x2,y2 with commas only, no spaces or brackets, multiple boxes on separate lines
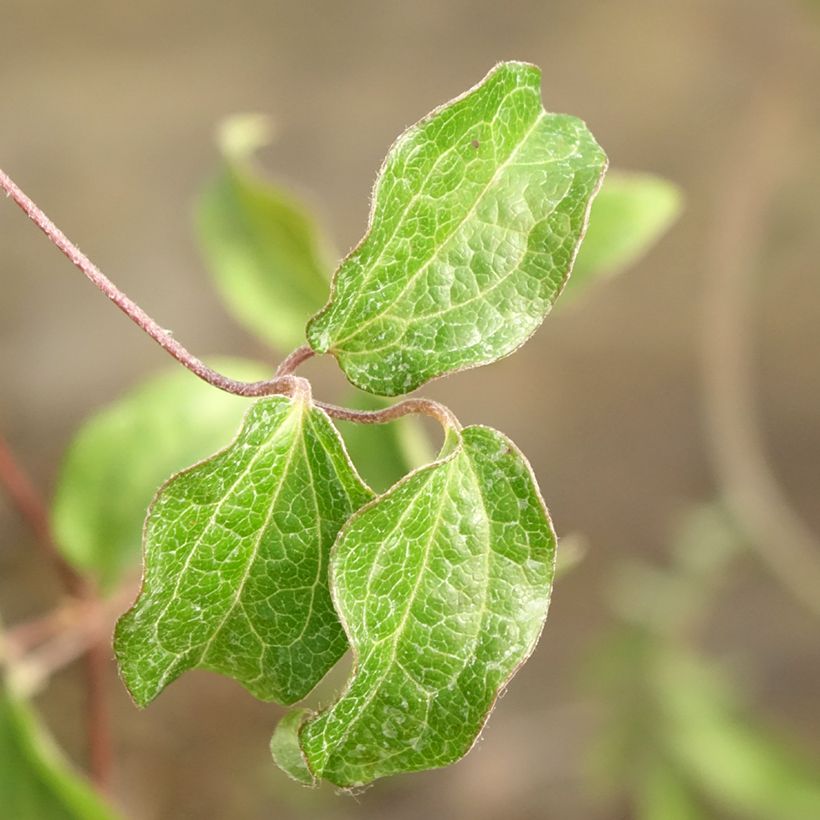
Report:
114,393,373,707
306,61,607,395
0,687,117,819
197,114,335,352
52,360,269,592
565,171,681,301
272,424,556,787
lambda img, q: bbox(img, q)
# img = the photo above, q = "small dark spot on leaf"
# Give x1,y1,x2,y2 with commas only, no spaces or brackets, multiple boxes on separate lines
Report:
471,139,480,150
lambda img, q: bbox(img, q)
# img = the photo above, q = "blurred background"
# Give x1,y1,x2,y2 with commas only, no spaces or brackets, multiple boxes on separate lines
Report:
1,1,819,818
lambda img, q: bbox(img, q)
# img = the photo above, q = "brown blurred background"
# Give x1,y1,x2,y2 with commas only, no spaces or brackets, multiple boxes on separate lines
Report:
1,1,818,818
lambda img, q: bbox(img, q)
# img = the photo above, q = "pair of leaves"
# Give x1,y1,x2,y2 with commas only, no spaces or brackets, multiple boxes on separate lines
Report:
113,392,555,786
271,424,555,787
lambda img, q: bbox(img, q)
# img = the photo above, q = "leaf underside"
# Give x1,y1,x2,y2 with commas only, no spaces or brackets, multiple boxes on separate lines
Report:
307,60,607,396
114,396,373,707
272,425,556,787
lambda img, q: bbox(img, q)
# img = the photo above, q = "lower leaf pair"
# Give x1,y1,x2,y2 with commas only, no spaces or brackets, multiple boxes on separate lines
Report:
114,392,556,788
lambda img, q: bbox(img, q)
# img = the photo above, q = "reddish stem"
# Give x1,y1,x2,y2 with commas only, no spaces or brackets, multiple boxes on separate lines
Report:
0,433,111,790
0,167,292,399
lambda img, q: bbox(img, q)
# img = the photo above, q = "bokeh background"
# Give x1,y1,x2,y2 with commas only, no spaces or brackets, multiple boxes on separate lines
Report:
1,1,819,818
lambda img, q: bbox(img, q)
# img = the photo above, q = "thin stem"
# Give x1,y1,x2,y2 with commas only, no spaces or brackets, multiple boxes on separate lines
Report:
275,345,315,377
0,432,112,788
316,397,460,432
0,167,293,399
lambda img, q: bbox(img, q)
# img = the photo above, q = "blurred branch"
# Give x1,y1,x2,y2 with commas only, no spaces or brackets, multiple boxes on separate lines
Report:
701,78,820,618
0,432,114,790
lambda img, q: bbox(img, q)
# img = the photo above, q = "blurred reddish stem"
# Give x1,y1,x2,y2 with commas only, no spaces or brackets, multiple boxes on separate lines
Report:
0,167,292,399
701,72,820,619
0,433,113,791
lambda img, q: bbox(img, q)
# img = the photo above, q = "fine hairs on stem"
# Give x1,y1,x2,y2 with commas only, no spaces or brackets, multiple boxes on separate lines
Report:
0,167,461,437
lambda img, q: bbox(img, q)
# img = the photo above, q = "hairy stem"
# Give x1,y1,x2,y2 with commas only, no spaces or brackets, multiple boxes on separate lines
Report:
0,167,292,398
317,397,460,432
275,345,315,377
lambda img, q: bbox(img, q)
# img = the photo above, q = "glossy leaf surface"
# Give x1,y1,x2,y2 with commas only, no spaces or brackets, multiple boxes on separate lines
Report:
52,360,269,591
272,425,555,786
307,61,607,395
115,394,373,707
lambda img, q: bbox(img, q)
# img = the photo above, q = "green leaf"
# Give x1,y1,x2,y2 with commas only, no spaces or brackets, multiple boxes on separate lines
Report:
336,392,435,493
114,393,373,707
197,114,335,352
638,762,706,820
566,171,681,299
0,687,117,819
306,61,607,396
656,651,820,820
52,359,269,592
272,424,556,786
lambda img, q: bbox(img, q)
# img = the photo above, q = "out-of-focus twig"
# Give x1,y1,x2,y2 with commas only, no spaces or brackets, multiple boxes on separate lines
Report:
701,76,820,619
0,432,114,789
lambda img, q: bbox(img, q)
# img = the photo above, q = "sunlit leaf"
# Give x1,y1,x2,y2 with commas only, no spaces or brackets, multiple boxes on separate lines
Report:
272,425,555,786
52,360,269,592
114,394,372,707
307,61,607,395
0,687,117,819
197,114,335,352
566,171,681,299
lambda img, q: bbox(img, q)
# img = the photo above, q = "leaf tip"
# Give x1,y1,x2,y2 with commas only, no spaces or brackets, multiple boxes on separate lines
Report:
271,708,317,787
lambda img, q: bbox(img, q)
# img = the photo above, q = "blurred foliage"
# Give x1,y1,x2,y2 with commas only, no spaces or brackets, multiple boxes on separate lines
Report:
197,114,335,353
587,506,820,819
0,685,117,819
566,172,682,303
51,359,268,591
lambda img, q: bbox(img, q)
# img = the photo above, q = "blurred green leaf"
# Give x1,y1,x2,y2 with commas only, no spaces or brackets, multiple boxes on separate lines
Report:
638,761,707,820
197,114,334,352
567,171,682,299
656,651,820,820
52,359,268,591
0,687,116,819
335,391,434,493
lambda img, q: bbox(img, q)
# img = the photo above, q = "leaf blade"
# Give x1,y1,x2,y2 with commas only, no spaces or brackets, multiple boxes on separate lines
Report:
114,395,373,707
272,424,556,786
52,359,270,591
307,61,607,395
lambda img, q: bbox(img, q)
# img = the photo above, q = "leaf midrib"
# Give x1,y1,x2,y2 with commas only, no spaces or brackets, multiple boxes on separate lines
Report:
329,110,548,351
